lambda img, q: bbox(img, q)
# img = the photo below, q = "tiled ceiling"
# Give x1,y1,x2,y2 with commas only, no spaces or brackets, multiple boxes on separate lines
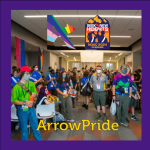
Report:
11,10,141,47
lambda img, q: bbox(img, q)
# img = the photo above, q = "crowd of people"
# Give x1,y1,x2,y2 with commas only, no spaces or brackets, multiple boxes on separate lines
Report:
11,64,142,140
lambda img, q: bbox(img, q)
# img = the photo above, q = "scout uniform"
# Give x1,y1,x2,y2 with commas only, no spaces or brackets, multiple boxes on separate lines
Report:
29,71,42,84
89,73,108,106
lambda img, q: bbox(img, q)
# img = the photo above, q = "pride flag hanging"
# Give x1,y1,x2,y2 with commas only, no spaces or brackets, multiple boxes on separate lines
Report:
38,47,44,71
15,37,25,68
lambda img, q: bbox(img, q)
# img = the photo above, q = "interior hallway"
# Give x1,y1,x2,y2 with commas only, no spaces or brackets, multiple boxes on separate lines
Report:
11,95,142,141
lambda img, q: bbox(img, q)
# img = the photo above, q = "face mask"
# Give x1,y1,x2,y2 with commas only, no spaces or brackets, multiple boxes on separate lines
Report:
23,74,30,81
131,77,134,81
62,75,66,79
92,70,95,73
104,72,107,74
122,69,127,74
97,70,101,74
35,68,38,71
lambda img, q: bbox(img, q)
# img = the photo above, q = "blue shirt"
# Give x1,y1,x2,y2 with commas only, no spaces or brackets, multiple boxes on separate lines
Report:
106,74,110,80
114,72,120,76
89,73,93,79
29,71,42,83
11,76,20,87
67,74,70,78
46,74,57,90
81,77,89,87
56,72,59,79
56,81,71,92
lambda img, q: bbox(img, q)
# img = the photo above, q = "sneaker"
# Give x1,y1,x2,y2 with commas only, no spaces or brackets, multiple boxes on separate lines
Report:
106,104,109,108
90,100,93,103
82,104,86,107
131,116,138,121
121,122,129,126
67,119,75,122
103,116,107,122
15,124,19,130
94,114,101,120
73,106,75,108
85,105,88,109
126,117,130,123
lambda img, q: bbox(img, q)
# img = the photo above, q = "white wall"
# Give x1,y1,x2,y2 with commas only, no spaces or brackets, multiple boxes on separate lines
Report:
61,57,67,71
11,47,28,73
118,57,125,71
133,52,141,71
50,52,59,71
132,40,141,52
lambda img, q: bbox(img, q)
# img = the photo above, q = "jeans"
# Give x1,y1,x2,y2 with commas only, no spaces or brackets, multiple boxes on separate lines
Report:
17,105,42,141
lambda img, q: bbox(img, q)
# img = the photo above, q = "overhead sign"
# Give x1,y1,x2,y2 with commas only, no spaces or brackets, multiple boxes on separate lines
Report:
85,15,110,50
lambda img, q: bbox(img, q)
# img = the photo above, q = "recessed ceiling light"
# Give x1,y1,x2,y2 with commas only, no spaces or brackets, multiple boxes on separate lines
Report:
28,48,30,49
24,15,141,18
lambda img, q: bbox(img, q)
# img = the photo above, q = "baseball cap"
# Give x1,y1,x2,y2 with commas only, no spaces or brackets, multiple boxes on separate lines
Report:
60,67,65,71
20,66,33,73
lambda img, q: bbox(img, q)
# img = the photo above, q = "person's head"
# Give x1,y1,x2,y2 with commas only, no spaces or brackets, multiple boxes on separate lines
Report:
56,69,58,72
41,72,43,75
12,66,17,71
37,87,48,99
33,65,38,71
92,70,95,73
73,67,77,72
82,67,85,72
83,70,89,77
70,71,73,76
19,66,33,81
96,65,102,74
37,82,44,90
13,68,19,77
50,69,55,75
120,65,128,75
60,67,65,72
68,70,70,74
130,73,134,81
116,69,118,73
48,66,52,71
104,69,107,74
68,68,70,71
57,71,69,84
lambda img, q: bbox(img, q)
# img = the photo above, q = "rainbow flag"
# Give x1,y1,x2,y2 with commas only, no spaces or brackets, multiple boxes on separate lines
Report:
38,47,44,71
15,37,25,68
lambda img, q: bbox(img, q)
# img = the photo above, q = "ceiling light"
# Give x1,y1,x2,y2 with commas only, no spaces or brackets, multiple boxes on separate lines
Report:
110,57,111,59
24,15,141,18
115,56,118,58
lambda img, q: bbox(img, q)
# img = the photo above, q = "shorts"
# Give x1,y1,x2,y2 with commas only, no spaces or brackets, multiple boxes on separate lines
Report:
130,97,138,107
93,91,106,106
82,90,91,97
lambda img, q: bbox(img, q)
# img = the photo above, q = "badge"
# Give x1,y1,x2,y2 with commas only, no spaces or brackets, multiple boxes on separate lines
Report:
63,90,67,94
67,83,69,86
97,84,100,89
124,87,128,93
22,105,28,111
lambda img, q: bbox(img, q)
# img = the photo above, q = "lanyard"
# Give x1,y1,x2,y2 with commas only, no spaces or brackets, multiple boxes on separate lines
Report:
63,81,66,90
96,74,101,84
22,82,29,98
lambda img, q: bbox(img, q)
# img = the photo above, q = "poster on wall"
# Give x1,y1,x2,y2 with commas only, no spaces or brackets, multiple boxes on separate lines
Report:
85,15,110,50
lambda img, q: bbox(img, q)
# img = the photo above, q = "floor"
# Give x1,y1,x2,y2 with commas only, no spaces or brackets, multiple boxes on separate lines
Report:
11,95,142,141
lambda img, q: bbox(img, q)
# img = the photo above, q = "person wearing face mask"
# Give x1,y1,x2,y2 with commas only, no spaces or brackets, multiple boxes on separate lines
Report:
104,69,110,82
29,65,42,85
114,69,120,76
11,68,20,87
89,65,109,121
46,66,52,77
46,69,57,96
129,73,141,121
56,71,74,122
11,66,42,140
112,65,132,126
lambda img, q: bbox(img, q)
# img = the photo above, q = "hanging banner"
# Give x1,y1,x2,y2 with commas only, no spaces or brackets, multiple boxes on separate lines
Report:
85,15,110,50
38,47,44,71
15,36,25,68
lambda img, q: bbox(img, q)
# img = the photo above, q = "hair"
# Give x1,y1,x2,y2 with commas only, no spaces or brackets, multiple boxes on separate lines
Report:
37,87,47,99
97,65,102,68
137,69,142,73
37,82,44,87
13,68,19,74
83,71,89,77
73,67,77,70
48,66,52,70
57,71,69,84
130,73,134,76
70,72,77,82
12,66,17,70
32,65,37,69
82,67,85,70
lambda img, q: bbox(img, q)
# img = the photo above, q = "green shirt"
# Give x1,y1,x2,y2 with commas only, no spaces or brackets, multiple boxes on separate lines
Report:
11,81,38,102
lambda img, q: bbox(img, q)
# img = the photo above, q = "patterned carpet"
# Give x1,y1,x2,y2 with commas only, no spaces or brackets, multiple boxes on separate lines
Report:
11,95,142,141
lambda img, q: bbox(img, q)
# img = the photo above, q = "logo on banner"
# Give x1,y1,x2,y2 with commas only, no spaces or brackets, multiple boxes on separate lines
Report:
85,15,110,50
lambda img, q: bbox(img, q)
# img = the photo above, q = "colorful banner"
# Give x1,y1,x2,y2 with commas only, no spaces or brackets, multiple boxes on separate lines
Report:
85,15,110,50
47,15,76,49
15,37,25,68
38,47,44,71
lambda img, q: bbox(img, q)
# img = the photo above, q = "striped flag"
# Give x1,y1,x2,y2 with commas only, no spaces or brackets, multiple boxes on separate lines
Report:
15,37,25,68
38,47,44,71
